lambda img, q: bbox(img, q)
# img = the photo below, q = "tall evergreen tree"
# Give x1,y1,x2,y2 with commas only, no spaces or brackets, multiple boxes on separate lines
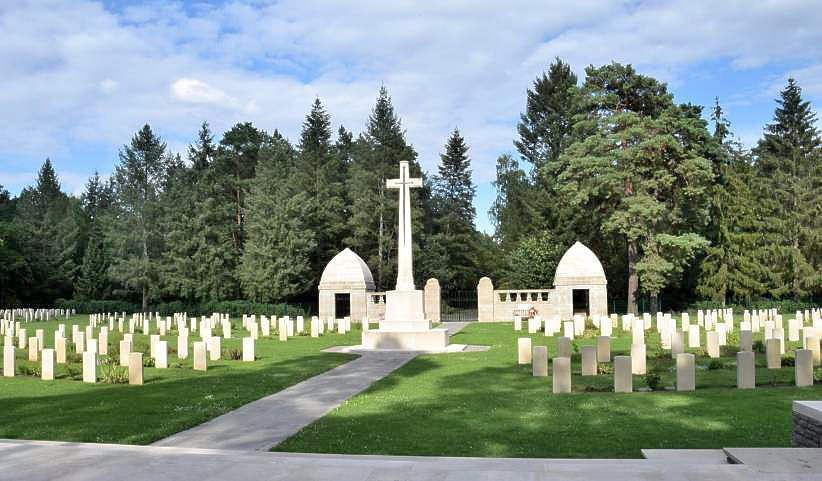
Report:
347,87,425,289
107,125,169,310
431,128,478,288
696,100,766,305
193,122,266,300
559,63,713,313
490,154,535,250
14,158,75,302
515,57,580,173
161,123,214,301
294,99,348,284
239,136,316,301
753,79,822,299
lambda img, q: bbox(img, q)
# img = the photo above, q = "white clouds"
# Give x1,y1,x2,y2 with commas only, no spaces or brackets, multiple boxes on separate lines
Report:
1,0,821,230
172,78,233,106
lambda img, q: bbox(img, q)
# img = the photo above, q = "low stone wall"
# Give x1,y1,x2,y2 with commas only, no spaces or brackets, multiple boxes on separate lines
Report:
792,401,822,447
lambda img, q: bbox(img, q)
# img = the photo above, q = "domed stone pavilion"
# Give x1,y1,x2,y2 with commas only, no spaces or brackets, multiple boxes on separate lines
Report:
318,248,376,322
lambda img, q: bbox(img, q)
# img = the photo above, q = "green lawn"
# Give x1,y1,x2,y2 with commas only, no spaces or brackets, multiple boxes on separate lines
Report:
275,320,822,458
0,315,359,444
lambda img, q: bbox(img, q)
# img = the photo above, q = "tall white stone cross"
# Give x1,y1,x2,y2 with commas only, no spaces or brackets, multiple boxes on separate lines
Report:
386,160,422,291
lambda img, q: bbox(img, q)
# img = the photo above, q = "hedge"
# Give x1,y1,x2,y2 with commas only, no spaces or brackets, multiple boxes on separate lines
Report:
55,299,311,318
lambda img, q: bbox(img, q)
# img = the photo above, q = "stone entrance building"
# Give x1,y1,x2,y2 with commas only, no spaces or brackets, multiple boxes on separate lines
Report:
478,241,608,322
318,248,375,322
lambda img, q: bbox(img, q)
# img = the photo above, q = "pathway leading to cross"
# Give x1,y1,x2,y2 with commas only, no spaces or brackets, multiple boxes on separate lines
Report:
152,322,471,451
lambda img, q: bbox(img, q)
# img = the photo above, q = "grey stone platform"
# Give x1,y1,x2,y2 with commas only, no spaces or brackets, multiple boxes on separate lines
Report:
152,351,417,451
2,439,822,481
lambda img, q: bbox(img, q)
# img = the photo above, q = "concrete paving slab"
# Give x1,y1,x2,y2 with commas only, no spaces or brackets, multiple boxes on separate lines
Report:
641,448,729,464
152,351,417,451
1,439,809,481
724,447,822,473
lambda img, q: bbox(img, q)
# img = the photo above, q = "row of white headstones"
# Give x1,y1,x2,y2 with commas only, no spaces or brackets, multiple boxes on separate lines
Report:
1,311,359,385
515,307,822,394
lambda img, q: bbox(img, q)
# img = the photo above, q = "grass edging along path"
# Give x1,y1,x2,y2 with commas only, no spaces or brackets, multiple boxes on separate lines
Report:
275,321,822,458
0,316,359,445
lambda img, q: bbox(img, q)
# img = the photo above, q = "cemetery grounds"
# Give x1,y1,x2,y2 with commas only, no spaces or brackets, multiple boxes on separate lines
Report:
1,313,821,457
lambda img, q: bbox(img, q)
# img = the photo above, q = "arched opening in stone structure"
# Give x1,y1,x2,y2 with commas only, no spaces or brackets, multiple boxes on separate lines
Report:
572,289,589,316
334,293,351,319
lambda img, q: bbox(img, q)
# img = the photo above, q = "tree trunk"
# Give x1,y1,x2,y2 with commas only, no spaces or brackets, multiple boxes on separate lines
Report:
649,293,658,314
142,284,148,312
627,239,638,314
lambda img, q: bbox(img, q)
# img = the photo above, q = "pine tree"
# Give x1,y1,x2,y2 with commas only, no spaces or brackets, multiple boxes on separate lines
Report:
559,63,713,313
239,136,316,301
431,128,478,288
753,79,822,299
107,125,169,310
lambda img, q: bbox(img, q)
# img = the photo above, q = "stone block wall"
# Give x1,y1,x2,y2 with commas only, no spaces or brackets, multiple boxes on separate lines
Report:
792,401,822,447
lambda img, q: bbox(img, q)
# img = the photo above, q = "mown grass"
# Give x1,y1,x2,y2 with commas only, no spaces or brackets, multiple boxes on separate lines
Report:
275,320,822,458
0,315,359,444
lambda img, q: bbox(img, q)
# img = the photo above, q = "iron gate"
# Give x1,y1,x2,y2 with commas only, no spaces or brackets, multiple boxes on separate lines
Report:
440,288,477,322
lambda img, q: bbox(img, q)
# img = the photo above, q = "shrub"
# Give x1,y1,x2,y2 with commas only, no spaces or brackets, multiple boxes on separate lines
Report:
644,372,662,390
143,356,155,368
782,356,795,367
752,340,765,353
224,348,242,360
707,359,724,370
599,364,614,375
65,364,82,380
56,298,311,318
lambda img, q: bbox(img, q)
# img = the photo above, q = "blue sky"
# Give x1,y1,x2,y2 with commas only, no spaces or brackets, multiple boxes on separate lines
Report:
1,1,821,234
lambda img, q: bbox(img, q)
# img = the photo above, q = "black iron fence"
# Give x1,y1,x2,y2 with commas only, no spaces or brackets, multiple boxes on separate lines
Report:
441,288,477,322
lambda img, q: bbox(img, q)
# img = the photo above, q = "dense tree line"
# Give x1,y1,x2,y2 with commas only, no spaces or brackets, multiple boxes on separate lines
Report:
493,59,821,312
2,61,819,313
0,88,483,308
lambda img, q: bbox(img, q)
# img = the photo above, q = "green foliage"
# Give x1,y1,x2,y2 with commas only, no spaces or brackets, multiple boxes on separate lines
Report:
100,356,129,384
55,298,307,317
107,125,170,310
429,129,479,289
558,64,713,311
501,231,565,288
239,137,317,301
707,359,724,370
753,79,822,300
644,371,662,390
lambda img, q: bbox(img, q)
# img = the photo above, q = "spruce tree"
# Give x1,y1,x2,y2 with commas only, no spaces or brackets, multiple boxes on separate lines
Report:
515,57,580,172
239,136,316,301
294,99,348,284
194,122,266,300
14,158,75,302
348,87,425,289
107,125,169,310
431,128,478,288
696,100,766,305
753,79,822,299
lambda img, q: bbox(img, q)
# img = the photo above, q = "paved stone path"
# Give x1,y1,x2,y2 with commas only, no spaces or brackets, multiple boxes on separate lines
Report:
153,350,417,451
3,439,821,481
154,323,473,451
